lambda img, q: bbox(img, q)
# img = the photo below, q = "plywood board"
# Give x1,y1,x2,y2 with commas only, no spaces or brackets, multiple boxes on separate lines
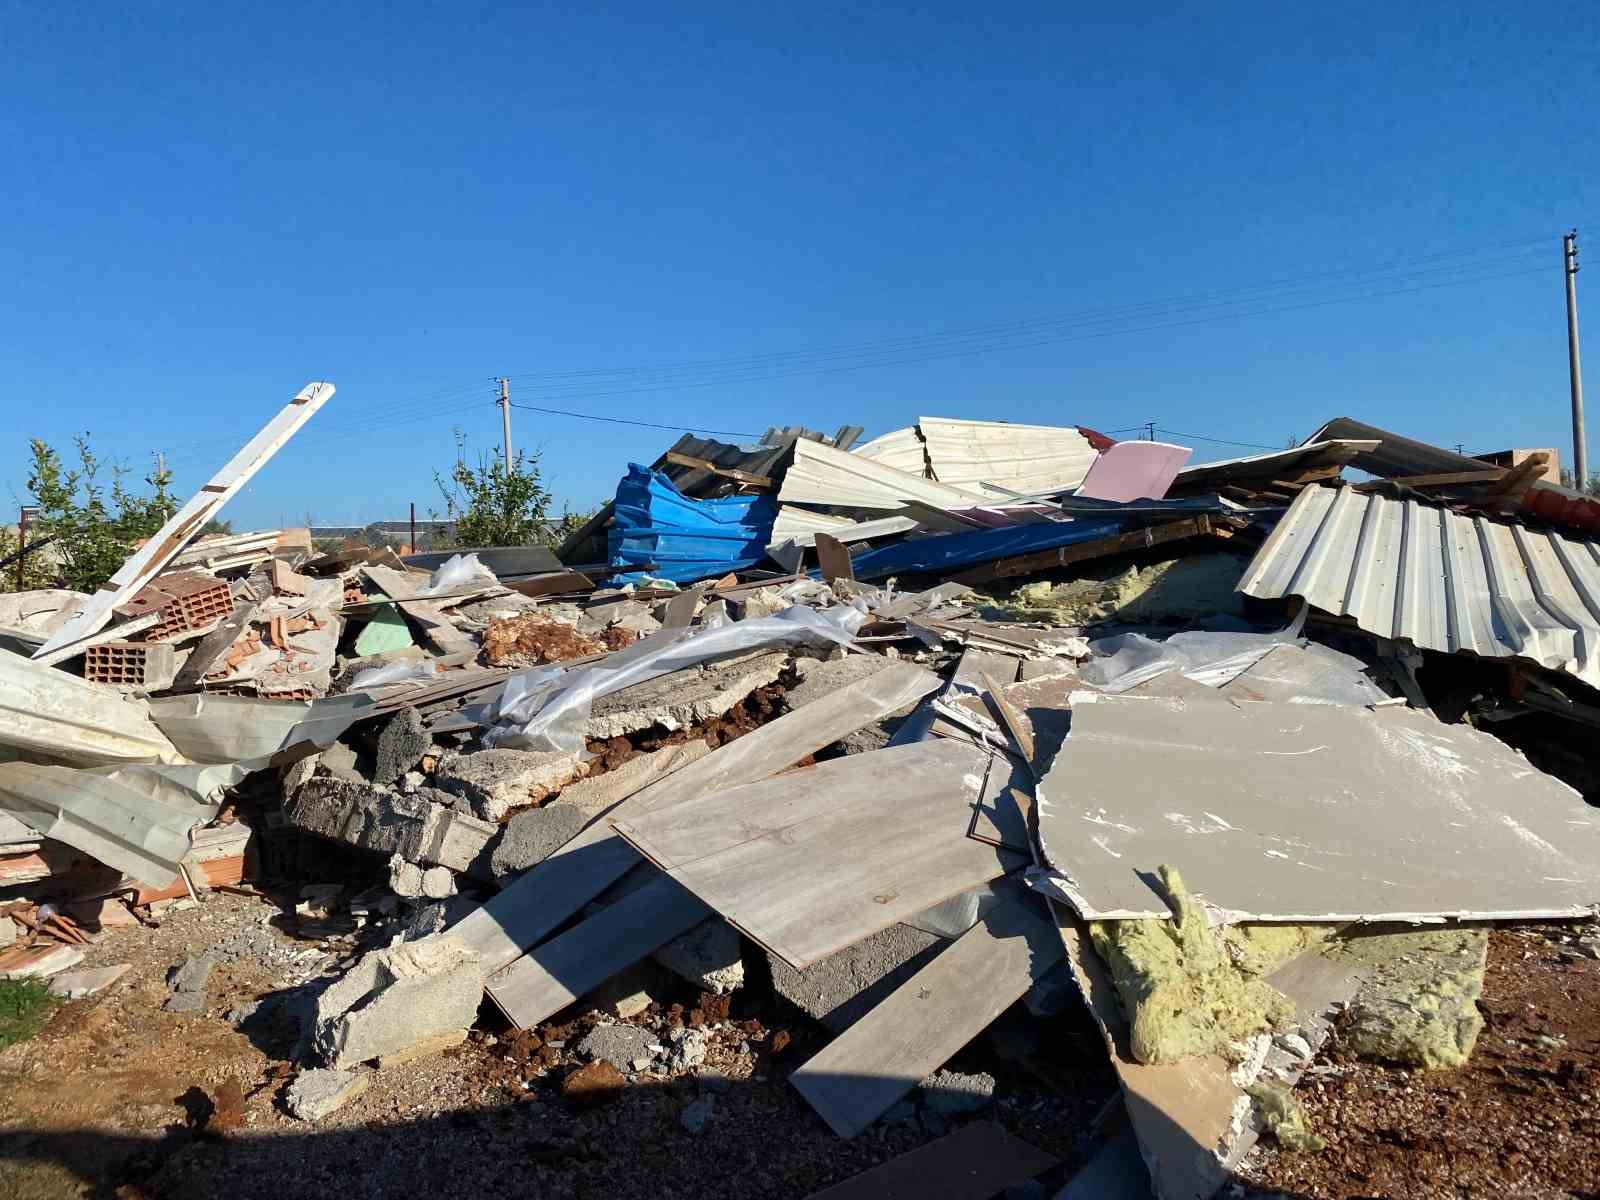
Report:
1035,695,1600,922
790,896,1063,1137
486,872,710,1028
455,662,943,971
803,1120,1057,1200
35,382,334,658
615,739,1023,969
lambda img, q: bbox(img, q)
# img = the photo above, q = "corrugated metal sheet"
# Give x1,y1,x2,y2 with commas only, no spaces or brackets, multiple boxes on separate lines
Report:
779,437,989,511
1239,484,1600,687
917,417,1098,497
851,427,928,477
1170,439,1380,492
767,506,920,548
608,464,778,584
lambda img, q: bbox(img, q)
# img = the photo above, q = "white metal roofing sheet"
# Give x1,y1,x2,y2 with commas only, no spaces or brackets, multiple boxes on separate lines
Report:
850,426,928,477
1238,484,1600,687
916,417,1097,497
778,436,990,511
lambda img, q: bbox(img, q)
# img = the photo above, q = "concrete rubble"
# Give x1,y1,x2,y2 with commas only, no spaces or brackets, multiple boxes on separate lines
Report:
7,401,1600,1200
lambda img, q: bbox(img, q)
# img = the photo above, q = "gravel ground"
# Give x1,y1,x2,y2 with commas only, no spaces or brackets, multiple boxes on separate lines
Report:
0,890,1117,1200
1244,926,1600,1200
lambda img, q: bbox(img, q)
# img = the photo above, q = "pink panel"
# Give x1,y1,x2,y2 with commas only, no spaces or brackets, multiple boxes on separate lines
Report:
1074,441,1192,502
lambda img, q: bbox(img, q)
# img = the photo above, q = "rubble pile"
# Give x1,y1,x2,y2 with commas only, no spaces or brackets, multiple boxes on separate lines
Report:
3,383,1599,1199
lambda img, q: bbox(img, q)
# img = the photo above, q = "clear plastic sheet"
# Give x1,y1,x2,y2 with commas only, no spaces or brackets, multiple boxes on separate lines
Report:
348,660,444,690
481,603,868,752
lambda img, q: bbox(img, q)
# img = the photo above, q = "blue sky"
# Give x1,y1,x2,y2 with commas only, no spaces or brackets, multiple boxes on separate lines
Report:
3,2,1598,527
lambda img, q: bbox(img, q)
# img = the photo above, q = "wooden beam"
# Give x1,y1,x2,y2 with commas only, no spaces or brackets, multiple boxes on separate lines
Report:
661,451,773,489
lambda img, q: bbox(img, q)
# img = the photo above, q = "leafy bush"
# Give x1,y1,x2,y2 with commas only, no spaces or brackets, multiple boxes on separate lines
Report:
0,978,58,1050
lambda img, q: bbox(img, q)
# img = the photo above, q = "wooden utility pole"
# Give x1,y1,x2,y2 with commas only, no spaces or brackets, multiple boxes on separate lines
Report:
498,377,514,474
1565,231,1587,486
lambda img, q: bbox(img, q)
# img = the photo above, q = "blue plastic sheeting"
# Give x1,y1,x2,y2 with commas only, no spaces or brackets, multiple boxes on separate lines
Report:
845,517,1133,581
608,464,778,584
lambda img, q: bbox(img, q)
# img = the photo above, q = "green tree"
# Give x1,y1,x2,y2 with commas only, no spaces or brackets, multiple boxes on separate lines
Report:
434,435,553,547
25,435,177,593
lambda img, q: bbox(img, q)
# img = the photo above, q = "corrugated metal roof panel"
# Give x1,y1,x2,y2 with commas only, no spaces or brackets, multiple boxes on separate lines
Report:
851,427,927,477
916,417,1098,497
1170,439,1380,491
779,437,990,511
1238,484,1600,687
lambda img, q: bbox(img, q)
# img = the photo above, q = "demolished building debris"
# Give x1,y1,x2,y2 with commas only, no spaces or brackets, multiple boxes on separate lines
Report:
5,397,1600,1200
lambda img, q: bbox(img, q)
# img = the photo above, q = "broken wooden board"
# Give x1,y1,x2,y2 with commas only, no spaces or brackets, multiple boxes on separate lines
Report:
814,533,855,583
790,895,1063,1137
1034,694,1600,922
362,565,479,656
802,1120,1057,1200
614,739,1024,969
34,382,334,659
486,872,711,1028
456,662,944,972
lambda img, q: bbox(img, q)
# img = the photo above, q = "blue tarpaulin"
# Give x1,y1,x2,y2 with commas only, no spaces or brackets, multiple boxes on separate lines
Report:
607,464,778,584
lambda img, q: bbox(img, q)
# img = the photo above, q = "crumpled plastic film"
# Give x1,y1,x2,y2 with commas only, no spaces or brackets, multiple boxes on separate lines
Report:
348,660,444,690
481,603,867,752
1077,621,1305,694
416,552,500,597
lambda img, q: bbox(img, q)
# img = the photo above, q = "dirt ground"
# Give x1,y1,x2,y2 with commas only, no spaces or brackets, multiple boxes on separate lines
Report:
1245,927,1600,1200
0,890,1117,1200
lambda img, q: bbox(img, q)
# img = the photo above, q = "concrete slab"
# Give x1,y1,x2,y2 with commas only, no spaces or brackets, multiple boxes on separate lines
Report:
768,924,945,1033
585,650,786,738
433,748,588,823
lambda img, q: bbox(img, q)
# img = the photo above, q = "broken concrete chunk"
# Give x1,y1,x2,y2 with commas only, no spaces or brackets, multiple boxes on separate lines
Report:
285,1068,371,1121
313,934,483,1069
421,866,456,900
433,748,589,823
374,708,434,786
414,803,496,874
920,1069,996,1117
389,856,426,900
317,741,367,787
286,778,426,857
377,1028,468,1068
585,650,786,739
163,954,216,1014
48,963,132,1000
1335,928,1489,1070
1089,866,1294,1065
787,652,897,710
651,917,745,995
577,1023,658,1073
767,923,944,1033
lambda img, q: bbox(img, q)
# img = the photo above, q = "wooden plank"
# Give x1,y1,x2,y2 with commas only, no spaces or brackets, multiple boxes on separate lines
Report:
31,613,161,668
486,872,711,1028
615,740,1022,968
506,571,595,600
35,382,334,658
790,898,1064,1138
168,598,260,690
456,661,943,971
948,515,1233,585
803,1121,1057,1200
662,451,773,489
814,533,855,583
362,564,478,655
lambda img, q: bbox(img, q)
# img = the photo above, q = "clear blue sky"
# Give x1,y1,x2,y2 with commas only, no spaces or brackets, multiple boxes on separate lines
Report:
4,2,1598,527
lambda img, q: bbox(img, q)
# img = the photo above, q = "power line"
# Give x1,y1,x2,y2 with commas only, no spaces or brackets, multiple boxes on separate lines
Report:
1154,429,1285,451
506,401,760,439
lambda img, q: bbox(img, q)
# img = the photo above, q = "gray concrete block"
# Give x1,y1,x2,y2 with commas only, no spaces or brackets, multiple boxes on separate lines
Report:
920,1069,996,1116
787,653,897,710
318,741,368,787
416,803,496,873
314,934,484,1069
163,954,216,1014
652,917,745,995
374,708,434,786
285,778,429,859
433,748,589,822
492,804,588,880
585,650,786,738
577,1023,658,1072
768,923,946,1033
285,1068,371,1121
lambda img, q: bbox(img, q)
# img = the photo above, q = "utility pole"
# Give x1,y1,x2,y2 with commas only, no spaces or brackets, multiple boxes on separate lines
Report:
498,378,514,474
409,501,417,554
1565,231,1587,487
